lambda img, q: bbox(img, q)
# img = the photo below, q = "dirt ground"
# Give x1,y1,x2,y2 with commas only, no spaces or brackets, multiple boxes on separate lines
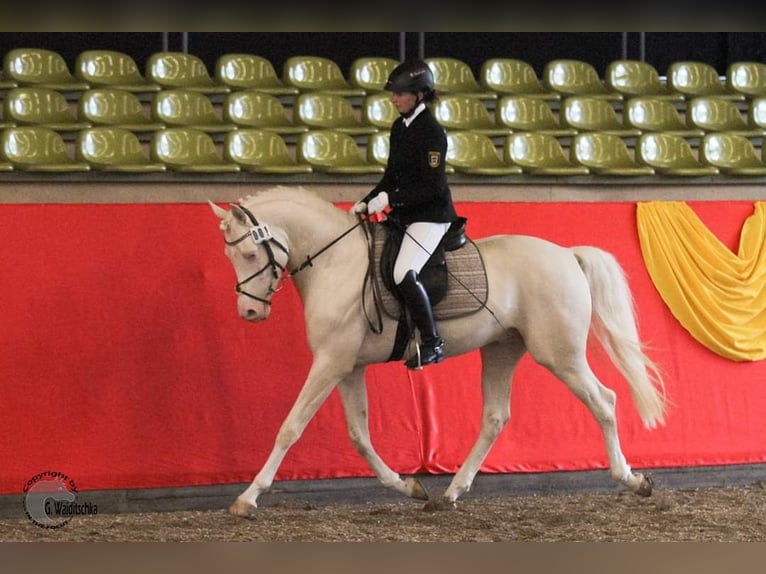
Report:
4,482,766,542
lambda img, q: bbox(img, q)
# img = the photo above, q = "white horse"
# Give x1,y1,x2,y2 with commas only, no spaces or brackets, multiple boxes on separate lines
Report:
210,185,667,518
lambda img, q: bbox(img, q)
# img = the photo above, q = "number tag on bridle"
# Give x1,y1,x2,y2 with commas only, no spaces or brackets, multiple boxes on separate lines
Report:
249,224,272,244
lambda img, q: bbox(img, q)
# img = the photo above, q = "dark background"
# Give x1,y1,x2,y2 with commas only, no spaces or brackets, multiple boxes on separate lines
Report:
1,32,764,78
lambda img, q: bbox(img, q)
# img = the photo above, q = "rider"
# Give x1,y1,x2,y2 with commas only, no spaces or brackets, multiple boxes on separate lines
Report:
351,59,459,370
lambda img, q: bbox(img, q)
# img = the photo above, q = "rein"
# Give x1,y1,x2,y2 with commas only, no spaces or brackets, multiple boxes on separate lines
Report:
226,203,364,308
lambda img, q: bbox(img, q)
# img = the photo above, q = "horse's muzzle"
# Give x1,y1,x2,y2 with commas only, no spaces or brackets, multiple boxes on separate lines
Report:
238,297,271,322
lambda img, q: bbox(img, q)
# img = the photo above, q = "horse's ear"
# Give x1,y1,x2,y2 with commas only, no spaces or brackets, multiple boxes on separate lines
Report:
229,204,249,225
209,201,229,220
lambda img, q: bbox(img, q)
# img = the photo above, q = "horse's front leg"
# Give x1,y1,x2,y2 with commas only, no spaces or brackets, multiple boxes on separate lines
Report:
337,367,429,502
229,350,351,519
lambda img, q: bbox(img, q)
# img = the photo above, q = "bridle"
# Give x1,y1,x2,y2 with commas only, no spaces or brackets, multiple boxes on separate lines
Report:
223,203,364,308
224,204,289,307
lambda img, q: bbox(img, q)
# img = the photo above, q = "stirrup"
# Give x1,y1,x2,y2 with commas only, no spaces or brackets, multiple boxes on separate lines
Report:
405,338,445,370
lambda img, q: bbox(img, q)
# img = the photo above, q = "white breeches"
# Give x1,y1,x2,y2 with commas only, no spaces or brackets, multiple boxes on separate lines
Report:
393,221,451,285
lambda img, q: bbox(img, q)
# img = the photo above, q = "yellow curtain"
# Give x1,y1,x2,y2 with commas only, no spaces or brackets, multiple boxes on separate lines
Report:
636,201,766,362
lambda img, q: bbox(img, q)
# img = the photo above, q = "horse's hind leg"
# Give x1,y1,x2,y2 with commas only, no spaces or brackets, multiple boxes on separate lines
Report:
549,357,652,496
427,337,526,510
337,367,429,501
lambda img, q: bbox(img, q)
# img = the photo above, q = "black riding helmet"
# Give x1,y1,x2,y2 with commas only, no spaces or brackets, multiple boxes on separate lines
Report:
385,59,435,95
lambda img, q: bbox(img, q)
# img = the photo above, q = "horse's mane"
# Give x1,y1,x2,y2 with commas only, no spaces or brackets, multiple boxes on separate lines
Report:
239,186,338,217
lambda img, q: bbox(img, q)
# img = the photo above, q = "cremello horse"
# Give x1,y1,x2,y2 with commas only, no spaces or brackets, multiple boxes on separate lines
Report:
210,185,667,518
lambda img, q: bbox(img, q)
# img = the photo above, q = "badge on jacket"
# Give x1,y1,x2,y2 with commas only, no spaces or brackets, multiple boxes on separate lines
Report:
428,151,441,168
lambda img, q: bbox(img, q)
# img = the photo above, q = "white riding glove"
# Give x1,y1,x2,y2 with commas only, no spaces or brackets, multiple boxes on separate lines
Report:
367,192,389,215
349,200,367,214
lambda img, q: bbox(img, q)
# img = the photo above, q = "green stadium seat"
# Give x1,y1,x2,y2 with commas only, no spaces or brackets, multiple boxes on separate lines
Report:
504,132,590,176
151,127,240,172
687,96,765,136
726,61,766,99
560,96,640,137
76,127,166,172
623,97,705,137
636,132,720,176
433,95,511,137
146,52,230,95
4,87,91,131
701,132,766,175
297,129,385,174
544,59,622,101
1,126,90,171
3,47,89,92
446,131,522,175
349,57,399,92
294,92,378,136
605,60,684,102
223,90,308,135
214,53,298,96
480,58,560,100
571,132,654,176
667,61,745,101
79,88,165,132
75,50,160,93
283,56,366,97
224,129,313,174
495,95,576,137
152,89,237,133
426,57,497,101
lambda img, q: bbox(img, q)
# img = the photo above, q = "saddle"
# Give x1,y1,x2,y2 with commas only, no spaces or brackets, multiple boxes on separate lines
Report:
365,218,489,361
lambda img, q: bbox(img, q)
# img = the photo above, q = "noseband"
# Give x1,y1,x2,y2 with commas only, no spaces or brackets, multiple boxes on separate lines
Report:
224,205,289,307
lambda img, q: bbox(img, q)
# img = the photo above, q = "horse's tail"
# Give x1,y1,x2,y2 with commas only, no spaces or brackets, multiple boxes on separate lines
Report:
572,246,668,429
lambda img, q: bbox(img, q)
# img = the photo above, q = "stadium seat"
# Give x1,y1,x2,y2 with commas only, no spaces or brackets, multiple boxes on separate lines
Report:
700,132,766,175
294,92,378,136
636,132,719,176
560,96,640,137
79,88,165,132
0,70,18,90
726,61,766,99
366,131,390,166
426,57,497,101
214,53,298,96
433,95,510,137
543,59,622,101
504,132,590,176
446,131,522,175
146,52,230,95
748,97,766,131
362,92,398,129
479,58,560,100
571,132,654,176
3,87,91,131
296,130,385,174
152,89,237,133
605,60,684,102
349,57,399,92
151,128,241,172
687,96,765,136
283,56,366,97
1,126,90,171
76,127,166,172
223,90,308,135
495,95,576,137
75,50,160,93
3,48,89,92
667,61,745,101
224,129,313,174
623,96,705,137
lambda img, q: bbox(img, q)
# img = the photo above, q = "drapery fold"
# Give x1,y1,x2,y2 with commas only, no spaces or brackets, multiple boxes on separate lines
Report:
637,201,766,361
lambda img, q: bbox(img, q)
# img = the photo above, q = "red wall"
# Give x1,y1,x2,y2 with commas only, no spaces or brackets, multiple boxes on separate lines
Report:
1,201,764,494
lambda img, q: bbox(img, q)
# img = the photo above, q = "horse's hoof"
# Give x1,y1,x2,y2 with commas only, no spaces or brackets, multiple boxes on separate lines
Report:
635,473,654,497
229,499,258,519
422,497,457,512
404,476,430,501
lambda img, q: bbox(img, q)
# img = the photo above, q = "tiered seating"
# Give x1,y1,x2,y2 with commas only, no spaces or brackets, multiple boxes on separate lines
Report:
480,58,560,101
4,87,90,131
79,88,165,132
146,52,230,96
426,57,497,101
560,96,640,137
496,96,576,137
294,92,377,136
296,130,384,174
214,53,298,96
282,56,365,98
667,61,745,101
4,48,89,92
1,48,765,177
75,50,160,94
224,129,313,174
445,131,522,175
223,90,308,136
544,59,622,101
433,95,510,137
77,127,166,172
636,133,719,176
606,60,684,102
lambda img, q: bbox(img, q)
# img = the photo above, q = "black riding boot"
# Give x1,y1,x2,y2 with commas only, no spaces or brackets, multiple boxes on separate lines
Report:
398,270,445,370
